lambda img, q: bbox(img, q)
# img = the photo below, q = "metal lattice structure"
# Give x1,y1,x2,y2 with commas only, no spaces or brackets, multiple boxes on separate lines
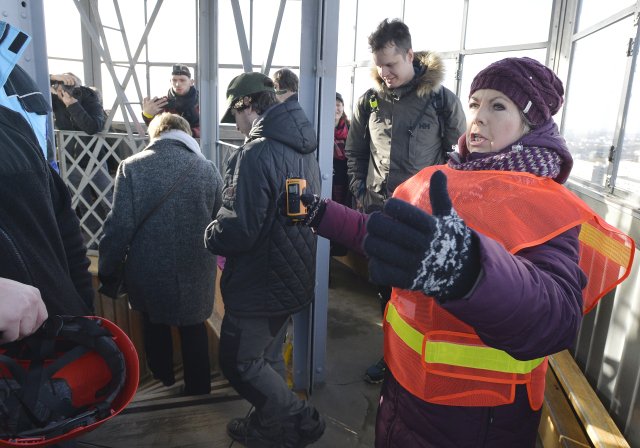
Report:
56,130,148,251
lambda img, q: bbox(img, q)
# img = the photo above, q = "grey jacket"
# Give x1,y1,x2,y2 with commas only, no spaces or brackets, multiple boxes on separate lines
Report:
346,51,466,212
205,100,320,317
99,137,223,326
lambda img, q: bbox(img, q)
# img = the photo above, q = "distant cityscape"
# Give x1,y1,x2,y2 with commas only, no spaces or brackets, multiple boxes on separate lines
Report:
565,131,640,198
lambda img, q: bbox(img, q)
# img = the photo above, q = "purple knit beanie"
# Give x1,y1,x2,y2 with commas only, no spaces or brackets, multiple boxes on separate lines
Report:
469,57,564,127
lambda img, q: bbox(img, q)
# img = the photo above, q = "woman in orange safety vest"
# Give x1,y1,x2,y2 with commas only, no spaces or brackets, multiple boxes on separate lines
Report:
299,57,634,447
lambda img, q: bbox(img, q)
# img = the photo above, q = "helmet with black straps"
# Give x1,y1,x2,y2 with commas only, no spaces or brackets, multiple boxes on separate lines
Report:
0,316,139,447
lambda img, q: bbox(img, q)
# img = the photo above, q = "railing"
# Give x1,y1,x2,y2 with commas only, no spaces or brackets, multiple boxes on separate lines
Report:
55,130,148,251
55,130,241,252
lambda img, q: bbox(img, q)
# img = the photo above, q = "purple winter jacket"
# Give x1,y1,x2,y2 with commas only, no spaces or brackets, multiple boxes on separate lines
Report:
314,122,587,447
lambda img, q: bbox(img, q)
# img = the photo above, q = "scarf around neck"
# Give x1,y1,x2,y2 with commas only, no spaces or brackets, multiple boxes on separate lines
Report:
448,120,571,183
151,129,205,159
334,116,349,160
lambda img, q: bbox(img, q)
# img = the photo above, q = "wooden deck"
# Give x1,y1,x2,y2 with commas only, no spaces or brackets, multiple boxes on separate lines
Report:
77,258,382,448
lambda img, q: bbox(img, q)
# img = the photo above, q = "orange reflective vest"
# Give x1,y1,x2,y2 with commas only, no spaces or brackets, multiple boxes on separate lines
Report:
385,166,634,409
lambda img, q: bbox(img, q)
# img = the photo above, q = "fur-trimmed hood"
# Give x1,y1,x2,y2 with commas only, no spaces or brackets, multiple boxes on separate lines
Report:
371,50,445,98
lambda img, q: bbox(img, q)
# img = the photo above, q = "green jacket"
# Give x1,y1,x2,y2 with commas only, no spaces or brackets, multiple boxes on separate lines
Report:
346,51,466,212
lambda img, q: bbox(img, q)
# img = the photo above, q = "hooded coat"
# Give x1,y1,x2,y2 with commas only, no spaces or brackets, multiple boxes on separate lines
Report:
205,100,320,317
346,51,466,212
99,136,222,326
314,121,586,447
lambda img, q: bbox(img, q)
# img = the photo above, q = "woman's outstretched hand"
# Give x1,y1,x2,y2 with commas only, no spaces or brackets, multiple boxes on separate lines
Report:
364,170,479,301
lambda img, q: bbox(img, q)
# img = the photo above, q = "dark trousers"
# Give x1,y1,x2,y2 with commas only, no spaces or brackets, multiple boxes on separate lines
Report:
219,313,304,426
142,315,211,395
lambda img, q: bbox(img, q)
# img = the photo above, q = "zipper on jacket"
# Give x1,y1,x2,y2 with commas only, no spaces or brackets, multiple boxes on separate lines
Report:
480,407,494,448
0,220,34,285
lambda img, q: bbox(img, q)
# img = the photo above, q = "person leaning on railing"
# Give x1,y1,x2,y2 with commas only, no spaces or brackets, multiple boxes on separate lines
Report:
50,72,112,247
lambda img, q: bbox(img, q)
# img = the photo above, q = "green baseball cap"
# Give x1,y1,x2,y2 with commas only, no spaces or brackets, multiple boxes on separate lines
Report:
221,72,275,123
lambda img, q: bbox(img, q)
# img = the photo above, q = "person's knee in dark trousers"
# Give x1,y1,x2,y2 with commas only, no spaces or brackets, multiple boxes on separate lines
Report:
364,285,392,384
179,322,211,395
141,314,175,387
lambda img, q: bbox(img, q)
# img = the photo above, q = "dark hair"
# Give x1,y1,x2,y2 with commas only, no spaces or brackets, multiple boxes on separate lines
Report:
235,87,279,116
368,19,412,55
272,68,299,93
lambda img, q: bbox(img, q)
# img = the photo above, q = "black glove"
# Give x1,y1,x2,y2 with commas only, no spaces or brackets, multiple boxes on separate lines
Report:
301,194,327,229
363,170,479,301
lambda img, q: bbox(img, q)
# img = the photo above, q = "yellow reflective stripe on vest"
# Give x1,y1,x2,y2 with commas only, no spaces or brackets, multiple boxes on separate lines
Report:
579,222,631,267
386,302,544,374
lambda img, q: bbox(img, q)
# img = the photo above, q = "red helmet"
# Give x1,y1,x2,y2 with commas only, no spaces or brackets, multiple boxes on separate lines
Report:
0,316,139,446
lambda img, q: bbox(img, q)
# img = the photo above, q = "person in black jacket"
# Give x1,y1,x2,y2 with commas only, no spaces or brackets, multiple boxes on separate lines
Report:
272,67,299,103
141,64,200,137
205,72,325,447
50,72,110,247
0,24,93,321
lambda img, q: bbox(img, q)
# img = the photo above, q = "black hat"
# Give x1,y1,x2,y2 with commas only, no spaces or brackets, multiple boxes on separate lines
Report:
221,72,275,123
172,64,191,78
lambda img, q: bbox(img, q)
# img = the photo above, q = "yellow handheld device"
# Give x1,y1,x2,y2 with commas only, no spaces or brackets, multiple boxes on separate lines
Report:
285,177,307,221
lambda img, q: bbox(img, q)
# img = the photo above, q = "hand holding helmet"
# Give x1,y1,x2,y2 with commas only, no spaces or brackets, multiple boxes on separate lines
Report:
0,316,139,447
0,278,47,344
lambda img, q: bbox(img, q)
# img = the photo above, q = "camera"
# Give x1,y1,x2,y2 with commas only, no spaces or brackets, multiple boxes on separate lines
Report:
50,80,76,96
164,96,176,110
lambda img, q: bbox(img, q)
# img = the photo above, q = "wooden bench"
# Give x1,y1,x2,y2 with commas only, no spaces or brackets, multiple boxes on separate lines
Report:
539,350,629,448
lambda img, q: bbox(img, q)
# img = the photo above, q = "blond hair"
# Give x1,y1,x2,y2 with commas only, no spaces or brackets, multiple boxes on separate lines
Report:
148,112,192,139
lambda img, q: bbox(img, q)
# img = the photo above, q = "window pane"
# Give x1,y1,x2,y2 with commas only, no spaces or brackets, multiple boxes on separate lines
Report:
44,2,83,60
336,66,354,117
101,64,147,123
405,0,464,53
563,18,630,187
466,0,553,49
97,1,147,63
218,1,243,66
147,0,196,63
616,59,640,199
257,1,301,68
337,0,357,65
440,57,459,93
577,0,635,32
354,0,403,61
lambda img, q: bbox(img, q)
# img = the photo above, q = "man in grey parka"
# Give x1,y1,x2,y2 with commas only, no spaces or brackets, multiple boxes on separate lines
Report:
346,18,467,384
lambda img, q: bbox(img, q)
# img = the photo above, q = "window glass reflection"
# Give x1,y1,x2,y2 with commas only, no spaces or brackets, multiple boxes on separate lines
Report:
562,18,630,188
616,57,640,199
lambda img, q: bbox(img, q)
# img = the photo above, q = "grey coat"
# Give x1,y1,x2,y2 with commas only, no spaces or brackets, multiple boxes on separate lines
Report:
99,137,223,326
